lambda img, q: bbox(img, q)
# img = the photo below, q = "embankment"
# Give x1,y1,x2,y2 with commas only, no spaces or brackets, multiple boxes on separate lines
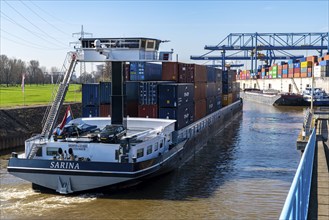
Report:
0,103,82,152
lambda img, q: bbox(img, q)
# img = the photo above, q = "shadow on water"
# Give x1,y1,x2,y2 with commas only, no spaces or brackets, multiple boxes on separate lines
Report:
96,114,244,201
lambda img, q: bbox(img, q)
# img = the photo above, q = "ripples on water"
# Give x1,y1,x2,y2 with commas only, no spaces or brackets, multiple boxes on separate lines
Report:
0,102,304,219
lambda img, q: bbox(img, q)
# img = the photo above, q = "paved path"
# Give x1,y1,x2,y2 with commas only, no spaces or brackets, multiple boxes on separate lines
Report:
308,118,329,220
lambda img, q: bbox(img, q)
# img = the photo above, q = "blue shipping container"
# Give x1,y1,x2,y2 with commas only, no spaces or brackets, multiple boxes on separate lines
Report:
319,60,329,66
159,104,194,130
215,95,222,110
206,96,216,114
158,83,194,108
100,82,111,104
293,63,301,68
82,83,100,107
130,62,162,81
215,69,222,82
82,106,99,117
125,81,139,101
206,82,216,97
215,82,222,96
138,81,161,105
282,69,288,74
206,66,216,82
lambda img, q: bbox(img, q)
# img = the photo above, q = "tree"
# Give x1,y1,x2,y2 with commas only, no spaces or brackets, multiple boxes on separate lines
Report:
27,60,41,85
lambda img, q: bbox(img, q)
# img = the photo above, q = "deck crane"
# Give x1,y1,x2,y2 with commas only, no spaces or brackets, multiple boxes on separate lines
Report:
191,32,329,73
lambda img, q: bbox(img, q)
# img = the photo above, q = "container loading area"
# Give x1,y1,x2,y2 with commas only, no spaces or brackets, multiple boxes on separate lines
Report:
81,61,240,131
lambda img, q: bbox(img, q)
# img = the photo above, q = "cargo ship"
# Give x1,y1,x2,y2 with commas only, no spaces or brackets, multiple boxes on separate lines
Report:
240,89,306,106
237,55,329,106
7,37,242,194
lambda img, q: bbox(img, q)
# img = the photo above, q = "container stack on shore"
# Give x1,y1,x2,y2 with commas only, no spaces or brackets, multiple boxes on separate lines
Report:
237,54,329,80
82,62,240,130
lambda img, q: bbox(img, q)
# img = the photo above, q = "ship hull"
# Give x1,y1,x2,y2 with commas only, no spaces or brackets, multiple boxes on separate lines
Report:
240,91,307,106
7,101,243,194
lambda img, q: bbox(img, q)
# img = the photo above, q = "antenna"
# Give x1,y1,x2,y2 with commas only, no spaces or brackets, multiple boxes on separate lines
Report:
70,25,93,83
72,25,93,38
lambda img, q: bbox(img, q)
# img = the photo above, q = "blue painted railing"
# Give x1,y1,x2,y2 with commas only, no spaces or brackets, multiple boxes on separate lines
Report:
279,128,316,220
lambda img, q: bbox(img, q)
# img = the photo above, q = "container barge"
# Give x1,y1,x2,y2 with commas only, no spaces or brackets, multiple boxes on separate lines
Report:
237,55,329,106
7,37,242,194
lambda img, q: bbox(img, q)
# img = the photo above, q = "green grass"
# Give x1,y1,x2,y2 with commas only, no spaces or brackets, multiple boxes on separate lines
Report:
0,84,82,108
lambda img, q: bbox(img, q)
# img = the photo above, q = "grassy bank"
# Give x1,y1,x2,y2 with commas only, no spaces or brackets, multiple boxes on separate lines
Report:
0,84,82,108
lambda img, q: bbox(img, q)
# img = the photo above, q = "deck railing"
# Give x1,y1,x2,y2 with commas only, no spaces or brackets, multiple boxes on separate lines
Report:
279,128,316,220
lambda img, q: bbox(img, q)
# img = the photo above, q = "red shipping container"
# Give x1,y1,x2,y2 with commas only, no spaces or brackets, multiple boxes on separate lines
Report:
125,101,138,117
194,82,206,101
194,99,206,121
138,104,158,118
324,55,329,60
300,72,307,78
294,73,300,78
282,74,288,78
294,67,301,73
162,62,179,81
283,64,288,69
288,73,294,78
306,55,318,63
100,104,112,117
178,63,187,83
288,68,294,74
307,67,312,73
191,64,207,82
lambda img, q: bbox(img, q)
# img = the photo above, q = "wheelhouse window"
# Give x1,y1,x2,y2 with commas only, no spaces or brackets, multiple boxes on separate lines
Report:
147,145,152,155
146,40,155,50
137,148,144,158
154,142,159,151
47,147,58,156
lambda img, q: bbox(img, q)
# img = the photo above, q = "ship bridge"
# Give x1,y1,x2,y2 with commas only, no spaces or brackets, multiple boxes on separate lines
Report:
78,37,172,62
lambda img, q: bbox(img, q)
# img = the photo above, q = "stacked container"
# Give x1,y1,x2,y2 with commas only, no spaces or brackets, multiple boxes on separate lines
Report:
82,83,100,117
81,61,238,131
99,82,112,117
124,81,139,117
158,83,194,129
222,70,236,106
317,60,329,77
137,81,168,118
129,62,162,81
300,61,312,78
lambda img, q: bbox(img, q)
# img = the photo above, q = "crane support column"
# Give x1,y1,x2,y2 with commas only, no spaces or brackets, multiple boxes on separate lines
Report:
111,62,124,126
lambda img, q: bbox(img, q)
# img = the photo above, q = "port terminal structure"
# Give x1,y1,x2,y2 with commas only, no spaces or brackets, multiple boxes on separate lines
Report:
191,32,329,72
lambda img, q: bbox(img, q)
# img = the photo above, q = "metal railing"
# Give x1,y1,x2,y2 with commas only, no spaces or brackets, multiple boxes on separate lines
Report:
279,127,316,220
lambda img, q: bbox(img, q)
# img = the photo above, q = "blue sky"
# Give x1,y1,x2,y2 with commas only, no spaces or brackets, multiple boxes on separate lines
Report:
1,0,329,71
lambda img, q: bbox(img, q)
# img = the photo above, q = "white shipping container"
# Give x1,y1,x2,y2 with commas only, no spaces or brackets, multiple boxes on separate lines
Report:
313,66,321,78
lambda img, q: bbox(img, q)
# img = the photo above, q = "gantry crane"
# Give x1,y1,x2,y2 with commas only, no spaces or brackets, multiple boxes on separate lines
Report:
191,32,329,72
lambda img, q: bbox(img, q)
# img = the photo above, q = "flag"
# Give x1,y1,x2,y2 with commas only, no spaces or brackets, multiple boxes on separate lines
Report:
21,73,25,93
54,105,73,135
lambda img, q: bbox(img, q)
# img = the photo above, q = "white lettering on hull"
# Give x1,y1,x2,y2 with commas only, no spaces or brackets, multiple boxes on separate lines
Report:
50,162,80,170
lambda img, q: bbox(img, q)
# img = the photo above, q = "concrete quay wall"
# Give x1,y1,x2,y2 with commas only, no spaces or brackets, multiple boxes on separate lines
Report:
0,103,82,152
238,77,329,93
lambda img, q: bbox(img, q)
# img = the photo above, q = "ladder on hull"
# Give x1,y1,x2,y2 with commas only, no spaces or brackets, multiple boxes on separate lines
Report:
291,78,300,94
27,53,78,159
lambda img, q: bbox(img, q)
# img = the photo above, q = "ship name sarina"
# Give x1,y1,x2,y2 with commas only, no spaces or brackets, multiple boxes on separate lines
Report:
50,161,80,170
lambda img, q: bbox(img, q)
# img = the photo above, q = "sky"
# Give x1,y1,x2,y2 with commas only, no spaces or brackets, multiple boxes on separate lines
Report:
1,0,329,73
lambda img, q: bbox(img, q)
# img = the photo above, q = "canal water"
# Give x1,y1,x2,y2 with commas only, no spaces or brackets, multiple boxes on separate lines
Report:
0,101,305,219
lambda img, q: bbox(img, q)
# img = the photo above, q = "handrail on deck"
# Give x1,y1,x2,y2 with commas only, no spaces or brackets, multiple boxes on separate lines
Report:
279,128,316,220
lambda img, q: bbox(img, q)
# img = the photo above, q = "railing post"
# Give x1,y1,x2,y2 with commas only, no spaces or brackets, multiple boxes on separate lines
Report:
279,128,316,220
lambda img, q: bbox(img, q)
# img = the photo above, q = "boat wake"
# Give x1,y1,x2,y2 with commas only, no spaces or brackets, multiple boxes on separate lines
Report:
0,187,102,219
